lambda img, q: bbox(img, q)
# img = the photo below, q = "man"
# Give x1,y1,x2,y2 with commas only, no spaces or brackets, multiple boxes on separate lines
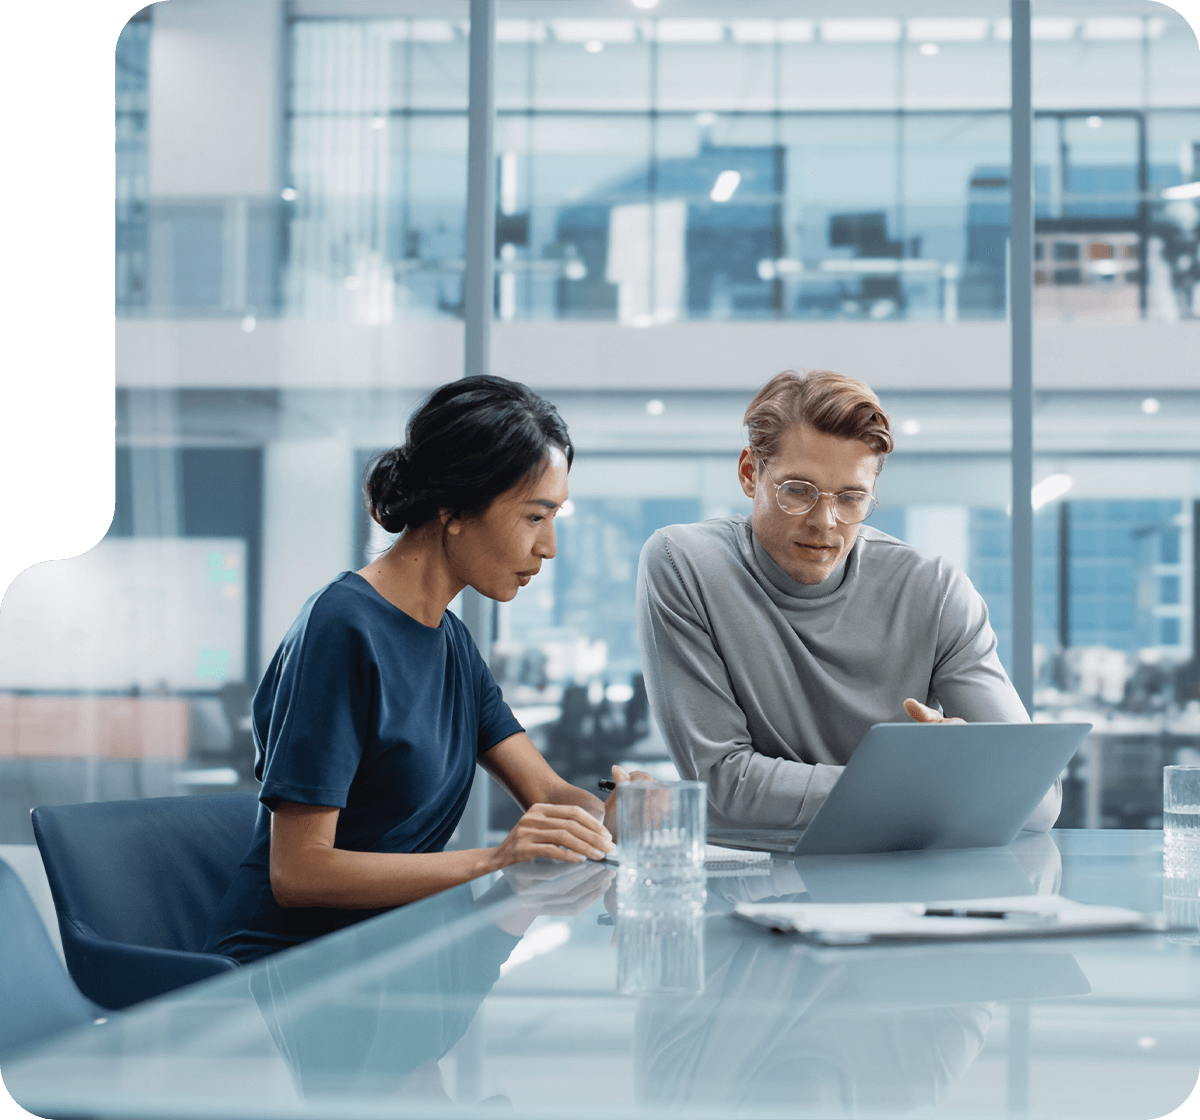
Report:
635,369,1060,832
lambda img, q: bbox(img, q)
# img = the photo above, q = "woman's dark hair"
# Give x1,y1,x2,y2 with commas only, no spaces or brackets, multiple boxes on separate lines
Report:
364,376,573,533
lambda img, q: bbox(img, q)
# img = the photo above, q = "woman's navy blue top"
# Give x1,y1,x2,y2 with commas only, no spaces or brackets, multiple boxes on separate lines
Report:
205,572,523,963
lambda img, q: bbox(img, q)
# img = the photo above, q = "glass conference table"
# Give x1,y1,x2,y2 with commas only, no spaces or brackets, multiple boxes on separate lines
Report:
5,830,1200,1120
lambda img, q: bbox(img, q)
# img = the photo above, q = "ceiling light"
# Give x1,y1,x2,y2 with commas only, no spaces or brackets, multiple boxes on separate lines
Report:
757,259,776,281
901,419,921,435
907,18,988,42
821,19,901,43
280,187,297,201
240,315,256,333
1031,474,1074,511
646,399,665,416
710,170,741,202
584,39,604,52
370,116,386,130
1031,18,1077,41
563,259,586,280
1141,397,1161,415
732,20,776,43
495,20,547,44
1082,17,1143,41
409,20,455,43
1162,181,1200,201
654,20,724,44
919,42,939,56
630,0,658,9
696,111,717,127
1087,115,1103,129
552,20,636,44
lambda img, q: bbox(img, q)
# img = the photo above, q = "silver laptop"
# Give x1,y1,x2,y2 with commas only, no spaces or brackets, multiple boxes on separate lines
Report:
709,721,1090,856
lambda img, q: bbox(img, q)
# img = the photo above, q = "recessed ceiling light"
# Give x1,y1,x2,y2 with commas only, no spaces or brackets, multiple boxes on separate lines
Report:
280,187,297,201
584,39,604,53
1087,115,1103,129
919,42,939,56
901,419,921,435
646,399,665,416
370,116,386,130
240,315,256,333
1141,397,1161,414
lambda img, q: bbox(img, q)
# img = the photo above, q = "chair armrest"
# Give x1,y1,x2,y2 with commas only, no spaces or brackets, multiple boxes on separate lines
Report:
60,921,239,1011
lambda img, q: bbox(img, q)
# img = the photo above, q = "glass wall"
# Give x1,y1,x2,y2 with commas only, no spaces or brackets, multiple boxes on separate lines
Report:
1,0,1197,842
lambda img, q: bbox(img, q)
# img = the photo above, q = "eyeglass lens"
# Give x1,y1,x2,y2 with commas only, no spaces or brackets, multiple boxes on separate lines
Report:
777,481,875,523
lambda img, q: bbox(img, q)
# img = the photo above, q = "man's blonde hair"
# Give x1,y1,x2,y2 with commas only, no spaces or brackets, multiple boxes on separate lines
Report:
744,370,894,464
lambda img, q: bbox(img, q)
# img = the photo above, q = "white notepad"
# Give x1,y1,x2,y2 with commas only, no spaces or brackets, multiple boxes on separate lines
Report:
604,844,771,870
734,895,1164,945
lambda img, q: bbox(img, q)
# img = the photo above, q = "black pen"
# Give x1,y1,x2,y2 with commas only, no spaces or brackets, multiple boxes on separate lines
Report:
921,907,1054,921
598,778,617,792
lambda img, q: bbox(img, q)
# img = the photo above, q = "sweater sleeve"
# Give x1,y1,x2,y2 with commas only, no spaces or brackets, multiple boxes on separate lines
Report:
930,567,1061,832
636,532,842,830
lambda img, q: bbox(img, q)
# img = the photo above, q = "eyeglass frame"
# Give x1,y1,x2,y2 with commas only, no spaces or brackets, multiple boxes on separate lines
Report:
756,458,878,524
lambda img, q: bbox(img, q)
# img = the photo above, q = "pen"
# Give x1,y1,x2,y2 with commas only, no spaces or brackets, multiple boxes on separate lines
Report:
598,778,616,792
921,907,1055,921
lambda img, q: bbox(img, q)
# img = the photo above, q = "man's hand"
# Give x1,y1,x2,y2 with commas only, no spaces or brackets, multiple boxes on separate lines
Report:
903,698,966,725
602,764,656,841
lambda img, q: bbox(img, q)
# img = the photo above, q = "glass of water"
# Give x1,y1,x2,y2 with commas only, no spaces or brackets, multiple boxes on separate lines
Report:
1163,765,1200,877
616,780,706,907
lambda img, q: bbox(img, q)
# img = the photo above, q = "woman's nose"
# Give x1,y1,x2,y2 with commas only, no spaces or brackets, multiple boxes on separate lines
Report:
536,522,557,560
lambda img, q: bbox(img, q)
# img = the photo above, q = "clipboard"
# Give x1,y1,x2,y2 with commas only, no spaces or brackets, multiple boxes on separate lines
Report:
734,895,1165,945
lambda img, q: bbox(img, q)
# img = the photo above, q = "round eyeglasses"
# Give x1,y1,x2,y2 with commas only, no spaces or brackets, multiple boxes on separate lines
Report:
758,459,878,524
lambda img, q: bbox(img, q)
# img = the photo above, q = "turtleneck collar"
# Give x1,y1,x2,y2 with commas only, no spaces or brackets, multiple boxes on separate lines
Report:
749,526,851,600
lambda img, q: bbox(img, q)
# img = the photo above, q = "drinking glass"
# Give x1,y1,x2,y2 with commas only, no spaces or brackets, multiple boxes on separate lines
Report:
1164,765,1200,876
616,780,706,907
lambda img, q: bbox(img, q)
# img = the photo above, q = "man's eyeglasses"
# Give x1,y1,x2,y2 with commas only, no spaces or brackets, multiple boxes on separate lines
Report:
758,459,878,524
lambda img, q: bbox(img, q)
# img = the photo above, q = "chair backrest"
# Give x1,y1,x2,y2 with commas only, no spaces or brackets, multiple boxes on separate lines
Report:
0,859,98,1060
32,793,259,954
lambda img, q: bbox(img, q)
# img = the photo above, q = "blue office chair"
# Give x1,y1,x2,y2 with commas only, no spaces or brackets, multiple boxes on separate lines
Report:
31,792,259,1011
0,858,100,1061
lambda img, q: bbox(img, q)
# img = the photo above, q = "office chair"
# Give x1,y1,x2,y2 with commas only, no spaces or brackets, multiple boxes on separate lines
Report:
32,792,259,1010
0,858,100,1061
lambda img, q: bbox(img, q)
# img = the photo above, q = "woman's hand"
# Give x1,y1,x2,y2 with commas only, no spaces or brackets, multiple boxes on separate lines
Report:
489,802,615,870
602,764,656,841
903,698,966,725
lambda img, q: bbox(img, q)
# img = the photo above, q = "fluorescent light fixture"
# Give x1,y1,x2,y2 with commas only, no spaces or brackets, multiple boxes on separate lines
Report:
901,419,921,435
1031,474,1074,511
710,170,741,202
775,258,801,274
1032,18,1077,41
496,19,547,43
409,20,455,43
584,39,604,53
654,20,724,43
552,20,636,44
779,20,815,43
1162,181,1200,201
1148,18,1166,39
1082,17,1144,41
732,19,776,43
821,19,902,43
1142,397,1162,415
994,19,1011,40
919,42,939,56
907,18,989,42
646,399,665,416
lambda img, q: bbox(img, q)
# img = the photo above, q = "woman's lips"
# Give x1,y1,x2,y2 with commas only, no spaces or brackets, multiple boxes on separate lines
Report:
517,573,534,586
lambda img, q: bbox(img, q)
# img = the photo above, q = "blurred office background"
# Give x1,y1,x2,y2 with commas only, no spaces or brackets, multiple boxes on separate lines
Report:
0,0,1198,842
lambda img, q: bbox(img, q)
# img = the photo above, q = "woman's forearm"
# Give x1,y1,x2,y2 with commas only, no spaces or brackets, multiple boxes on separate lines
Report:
271,844,499,910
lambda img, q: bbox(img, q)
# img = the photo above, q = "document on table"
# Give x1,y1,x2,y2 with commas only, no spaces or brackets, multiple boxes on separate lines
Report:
734,894,1165,945
605,844,772,871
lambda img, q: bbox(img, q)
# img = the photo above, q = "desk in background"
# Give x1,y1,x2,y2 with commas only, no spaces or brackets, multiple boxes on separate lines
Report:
4,830,1199,1120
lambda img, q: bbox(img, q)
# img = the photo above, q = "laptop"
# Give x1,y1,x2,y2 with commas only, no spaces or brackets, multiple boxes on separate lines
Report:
708,721,1090,856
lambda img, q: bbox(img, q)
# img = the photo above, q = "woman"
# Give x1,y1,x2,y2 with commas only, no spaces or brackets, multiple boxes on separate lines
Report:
206,376,641,964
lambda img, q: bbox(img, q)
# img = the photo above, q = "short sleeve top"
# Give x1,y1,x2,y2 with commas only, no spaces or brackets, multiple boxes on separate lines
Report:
205,572,523,961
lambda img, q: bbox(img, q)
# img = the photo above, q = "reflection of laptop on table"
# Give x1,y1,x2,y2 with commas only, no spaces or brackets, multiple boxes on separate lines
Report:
709,721,1090,856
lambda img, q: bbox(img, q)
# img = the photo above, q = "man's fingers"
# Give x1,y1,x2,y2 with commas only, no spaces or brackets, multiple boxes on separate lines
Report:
904,698,942,723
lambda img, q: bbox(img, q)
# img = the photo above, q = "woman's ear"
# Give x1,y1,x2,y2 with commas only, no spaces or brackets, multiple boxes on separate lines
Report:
440,508,461,535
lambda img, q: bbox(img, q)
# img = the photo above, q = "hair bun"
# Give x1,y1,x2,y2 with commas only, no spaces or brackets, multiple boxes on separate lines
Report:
367,446,420,532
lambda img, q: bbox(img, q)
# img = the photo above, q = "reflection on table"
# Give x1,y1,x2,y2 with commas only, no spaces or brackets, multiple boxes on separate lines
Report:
5,831,1199,1120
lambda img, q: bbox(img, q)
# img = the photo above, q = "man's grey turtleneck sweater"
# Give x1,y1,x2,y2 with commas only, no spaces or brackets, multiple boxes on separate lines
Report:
636,516,1060,832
